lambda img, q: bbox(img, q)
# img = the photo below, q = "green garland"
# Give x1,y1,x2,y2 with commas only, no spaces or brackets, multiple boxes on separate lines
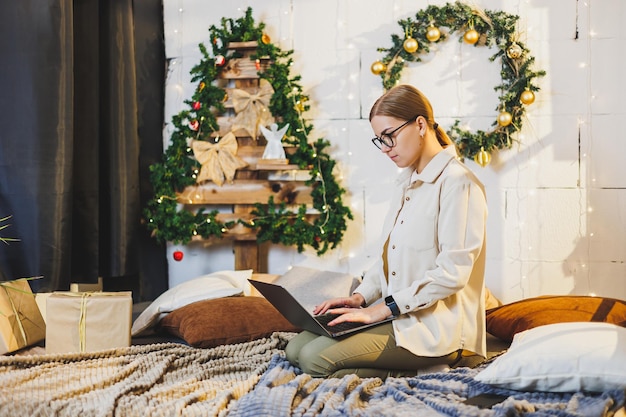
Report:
372,1,546,161
144,7,352,255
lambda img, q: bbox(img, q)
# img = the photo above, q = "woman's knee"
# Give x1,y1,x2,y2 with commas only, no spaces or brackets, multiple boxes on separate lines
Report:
296,342,334,377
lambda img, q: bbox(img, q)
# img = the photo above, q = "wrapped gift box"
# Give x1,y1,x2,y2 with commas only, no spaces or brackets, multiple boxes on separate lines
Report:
46,291,132,354
0,279,46,354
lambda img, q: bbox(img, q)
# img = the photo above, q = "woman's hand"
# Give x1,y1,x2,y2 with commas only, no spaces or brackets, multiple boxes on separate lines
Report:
313,293,392,326
325,304,391,326
313,293,365,315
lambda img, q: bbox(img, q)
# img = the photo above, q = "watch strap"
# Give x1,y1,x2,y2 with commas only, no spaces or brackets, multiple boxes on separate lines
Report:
385,295,400,317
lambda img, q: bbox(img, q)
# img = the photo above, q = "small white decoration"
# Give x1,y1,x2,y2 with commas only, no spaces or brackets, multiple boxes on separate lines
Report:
260,123,289,160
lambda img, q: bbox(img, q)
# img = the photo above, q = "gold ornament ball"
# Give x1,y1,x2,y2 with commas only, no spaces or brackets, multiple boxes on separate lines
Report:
370,60,386,75
497,111,513,127
463,29,479,44
261,33,271,44
506,42,523,59
520,89,536,105
426,26,441,42
474,147,492,168
403,37,419,53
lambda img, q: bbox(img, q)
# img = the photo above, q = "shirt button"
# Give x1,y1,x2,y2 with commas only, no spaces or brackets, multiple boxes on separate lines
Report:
405,305,410,310
405,197,410,201
400,220,404,224
391,271,396,276
392,244,396,249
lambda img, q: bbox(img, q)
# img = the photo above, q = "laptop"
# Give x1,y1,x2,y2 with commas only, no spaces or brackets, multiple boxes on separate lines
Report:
248,279,394,338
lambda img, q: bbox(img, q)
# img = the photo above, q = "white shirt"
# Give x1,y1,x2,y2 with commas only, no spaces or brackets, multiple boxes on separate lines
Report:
354,146,488,357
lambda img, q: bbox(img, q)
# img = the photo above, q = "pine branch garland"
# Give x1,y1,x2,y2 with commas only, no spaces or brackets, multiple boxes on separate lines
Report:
144,7,352,255
373,1,546,162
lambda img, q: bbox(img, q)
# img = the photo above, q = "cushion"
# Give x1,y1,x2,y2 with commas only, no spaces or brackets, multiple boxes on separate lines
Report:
131,269,252,336
486,295,626,342
475,322,626,392
157,296,300,348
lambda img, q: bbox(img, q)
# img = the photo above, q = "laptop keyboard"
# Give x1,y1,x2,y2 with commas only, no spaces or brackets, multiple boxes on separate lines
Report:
314,313,367,333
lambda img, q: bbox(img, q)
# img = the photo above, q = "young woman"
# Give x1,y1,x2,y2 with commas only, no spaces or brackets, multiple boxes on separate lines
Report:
285,84,488,379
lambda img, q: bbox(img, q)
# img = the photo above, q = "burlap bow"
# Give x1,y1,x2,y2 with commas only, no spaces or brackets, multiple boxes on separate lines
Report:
231,79,275,138
192,132,248,186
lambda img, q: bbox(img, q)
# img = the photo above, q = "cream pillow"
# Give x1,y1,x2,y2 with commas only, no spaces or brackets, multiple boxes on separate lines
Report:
475,321,626,392
131,269,252,336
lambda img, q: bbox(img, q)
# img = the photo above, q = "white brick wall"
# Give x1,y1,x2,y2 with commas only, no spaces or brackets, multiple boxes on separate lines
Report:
163,0,626,303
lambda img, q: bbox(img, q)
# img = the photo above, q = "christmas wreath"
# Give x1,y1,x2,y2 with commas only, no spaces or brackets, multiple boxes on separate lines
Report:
371,1,546,165
144,8,352,255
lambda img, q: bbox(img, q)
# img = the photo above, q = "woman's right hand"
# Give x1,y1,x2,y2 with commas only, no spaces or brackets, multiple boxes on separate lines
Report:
313,293,365,315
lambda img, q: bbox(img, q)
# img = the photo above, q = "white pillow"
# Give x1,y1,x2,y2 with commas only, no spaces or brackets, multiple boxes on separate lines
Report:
131,269,252,336
475,321,626,392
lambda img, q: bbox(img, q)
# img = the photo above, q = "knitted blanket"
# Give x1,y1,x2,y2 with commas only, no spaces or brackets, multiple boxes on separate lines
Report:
1,334,624,417
0,333,291,417
229,355,626,417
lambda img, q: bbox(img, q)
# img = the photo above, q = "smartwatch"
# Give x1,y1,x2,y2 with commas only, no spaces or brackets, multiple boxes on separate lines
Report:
385,295,401,318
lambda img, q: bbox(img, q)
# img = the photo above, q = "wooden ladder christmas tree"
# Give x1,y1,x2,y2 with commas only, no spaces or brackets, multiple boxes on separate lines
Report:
144,8,352,272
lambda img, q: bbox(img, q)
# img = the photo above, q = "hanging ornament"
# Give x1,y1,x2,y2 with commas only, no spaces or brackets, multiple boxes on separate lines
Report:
198,81,206,92
506,42,523,59
426,25,441,42
261,33,271,44
370,60,386,75
403,37,419,53
222,92,229,103
192,101,201,110
255,59,261,70
173,250,184,261
189,120,199,131
463,29,479,44
215,55,226,66
520,89,536,105
473,147,491,167
497,111,513,127
295,100,305,112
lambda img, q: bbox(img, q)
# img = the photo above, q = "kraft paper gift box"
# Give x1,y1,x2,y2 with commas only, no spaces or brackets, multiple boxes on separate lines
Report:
0,278,46,354
46,291,132,354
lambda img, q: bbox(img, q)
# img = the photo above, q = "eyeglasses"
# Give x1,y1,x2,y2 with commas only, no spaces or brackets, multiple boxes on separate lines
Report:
371,116,419,149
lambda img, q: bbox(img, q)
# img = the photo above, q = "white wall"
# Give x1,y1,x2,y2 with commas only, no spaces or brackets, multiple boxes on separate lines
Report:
162,0,626,304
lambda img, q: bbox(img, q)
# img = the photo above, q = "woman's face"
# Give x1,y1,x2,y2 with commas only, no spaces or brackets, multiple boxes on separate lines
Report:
370,115,422,169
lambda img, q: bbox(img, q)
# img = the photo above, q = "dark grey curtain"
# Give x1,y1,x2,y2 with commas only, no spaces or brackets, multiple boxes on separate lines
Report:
0,0,167,301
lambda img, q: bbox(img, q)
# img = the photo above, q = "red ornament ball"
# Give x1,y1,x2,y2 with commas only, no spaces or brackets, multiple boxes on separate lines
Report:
173,250,184,261
192,101,201,110
215,55,226,66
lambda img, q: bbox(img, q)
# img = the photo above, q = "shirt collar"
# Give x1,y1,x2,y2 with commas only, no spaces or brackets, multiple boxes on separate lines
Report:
398,145,459,186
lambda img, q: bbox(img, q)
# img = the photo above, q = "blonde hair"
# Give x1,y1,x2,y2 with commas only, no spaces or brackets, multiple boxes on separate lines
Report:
369,84,452,147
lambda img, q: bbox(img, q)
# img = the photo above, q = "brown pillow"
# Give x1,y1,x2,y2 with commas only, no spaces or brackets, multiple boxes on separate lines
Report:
486,295,626,342
158,296,301,348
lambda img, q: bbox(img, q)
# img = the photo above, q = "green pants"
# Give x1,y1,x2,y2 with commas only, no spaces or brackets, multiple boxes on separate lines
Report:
285,322,460,379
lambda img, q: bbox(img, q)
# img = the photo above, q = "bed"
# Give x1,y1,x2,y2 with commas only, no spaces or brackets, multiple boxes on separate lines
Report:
1,269,625,417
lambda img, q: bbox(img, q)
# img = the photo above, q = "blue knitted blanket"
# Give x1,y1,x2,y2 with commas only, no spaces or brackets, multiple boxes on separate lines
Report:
229,354,625,417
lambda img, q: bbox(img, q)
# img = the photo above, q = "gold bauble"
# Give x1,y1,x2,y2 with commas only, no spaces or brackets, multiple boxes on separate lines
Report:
497,111,513,127
463,29,479,44
370,60,386,75
426,26,441,42
474,147,492,167
403,37,419,53
261,33,271,44
506,42,523,59
520,89,536,105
